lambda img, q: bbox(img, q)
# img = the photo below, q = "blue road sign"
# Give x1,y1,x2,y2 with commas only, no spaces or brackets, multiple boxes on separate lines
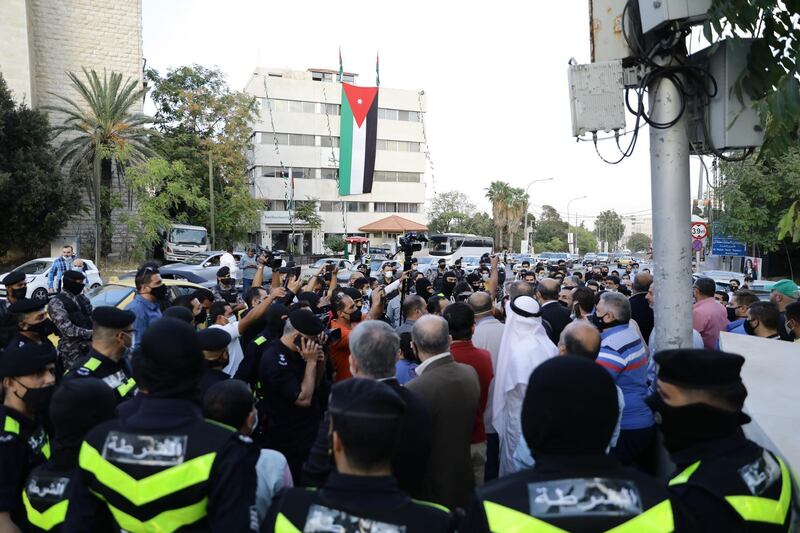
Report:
692,239,704,252
711,237,746,256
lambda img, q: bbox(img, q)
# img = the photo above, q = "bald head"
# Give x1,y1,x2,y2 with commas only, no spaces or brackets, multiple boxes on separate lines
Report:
411,314,451,360
632,272,653,294
559,321,601,360
537,278,560,301
508,280,535,299
468,291,493,316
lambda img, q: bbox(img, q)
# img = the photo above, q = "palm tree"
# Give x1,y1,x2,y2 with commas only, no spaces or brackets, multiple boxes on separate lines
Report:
506,189,529,252
486,181,512,250
47,68,154,263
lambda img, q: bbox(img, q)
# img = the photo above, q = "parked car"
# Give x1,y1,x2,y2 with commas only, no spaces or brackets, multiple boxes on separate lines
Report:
538,252,573,268
616,256,635,268
512,256,536,273
166,251,244,283
0,258,102,300
595,252,611,265
118,268,215,289
87,278,206,309
582,253,598,265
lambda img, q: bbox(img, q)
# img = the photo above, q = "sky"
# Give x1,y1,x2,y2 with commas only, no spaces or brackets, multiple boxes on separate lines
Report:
142,0,705,230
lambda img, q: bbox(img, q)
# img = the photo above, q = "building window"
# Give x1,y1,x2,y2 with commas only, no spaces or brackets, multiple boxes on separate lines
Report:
266,200,288,211
323,104,340,115
291,168,315,179
321,136,340,148
260,166,289,178
319,201,343,212
378,108,421,122
312,71,335,82
374,202,420,213
341,74,355,83
288,134,315,147
373,171,422,182
346,201,370,212
321,168,338,180
376,140,420,152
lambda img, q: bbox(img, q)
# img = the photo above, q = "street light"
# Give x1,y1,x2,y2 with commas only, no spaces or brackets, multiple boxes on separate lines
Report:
522,177,555,254
566,195,588,254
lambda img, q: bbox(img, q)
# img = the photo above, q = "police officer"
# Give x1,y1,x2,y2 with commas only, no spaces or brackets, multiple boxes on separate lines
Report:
212,266,246,312
266,378,454,532
6,299,57,351
21,378,116,532
649,349,794,531
63,317,259,531
257,309,327,481
47,270,93,370
235,303,289,409
464,356,681,532
453,257,466,281
65,307,137,404
198,327,231,399
0,343,56,530
427,258,448,292
0,271,28,347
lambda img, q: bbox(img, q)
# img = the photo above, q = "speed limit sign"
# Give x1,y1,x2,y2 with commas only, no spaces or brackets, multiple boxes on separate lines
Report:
690,222,708,240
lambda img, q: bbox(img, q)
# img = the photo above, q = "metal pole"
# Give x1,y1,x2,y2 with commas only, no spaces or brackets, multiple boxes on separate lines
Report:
650,53,692,350
566,195,587,254
209,150,216,250
93,152,101,266
523,177,555,254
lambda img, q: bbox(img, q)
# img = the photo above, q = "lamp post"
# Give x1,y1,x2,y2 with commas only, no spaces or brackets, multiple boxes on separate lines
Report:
566,195,587,254
522,177,555,254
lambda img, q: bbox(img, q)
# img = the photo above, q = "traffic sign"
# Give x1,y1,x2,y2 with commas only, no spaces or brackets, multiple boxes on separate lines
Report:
690,222,708,240
711,237,746,257
691,239,704,252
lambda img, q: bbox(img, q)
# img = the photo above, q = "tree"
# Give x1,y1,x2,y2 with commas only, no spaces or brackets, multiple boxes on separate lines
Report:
0,74,82,256
576,225,598,254
627,232,652,253
532,205,568,251
295,198,322,229
505,189,529,253
595,210,625,250
47,69,154,262
486,181,512,250
428,191,476,234
147,64,262,247
325,235,346,253
122,158,208,259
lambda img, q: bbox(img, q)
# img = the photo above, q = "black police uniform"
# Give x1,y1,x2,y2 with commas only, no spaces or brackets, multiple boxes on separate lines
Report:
0,299,16,349
463,454,679,533
198,327,232,400
63,398,259,532
65,349,137,403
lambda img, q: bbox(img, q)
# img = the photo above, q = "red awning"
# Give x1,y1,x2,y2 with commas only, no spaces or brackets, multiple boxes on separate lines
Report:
345,236,369,244
358,215,428,233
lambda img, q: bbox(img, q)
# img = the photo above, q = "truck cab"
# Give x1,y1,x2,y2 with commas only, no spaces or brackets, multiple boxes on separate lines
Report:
163,224,209,262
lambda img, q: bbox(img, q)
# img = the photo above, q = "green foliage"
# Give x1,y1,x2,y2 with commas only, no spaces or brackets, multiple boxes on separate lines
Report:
122,158,208,259
576,226,599,253
427,191,495,238
595,210,625,249
533,205,567,246
325,235,347,253
0,74,83,256
485,181,528,251
147,64,261,247
718,148,800,252
704,1,800,158
626,232,652,252
295,198,322,229
534,237,568,253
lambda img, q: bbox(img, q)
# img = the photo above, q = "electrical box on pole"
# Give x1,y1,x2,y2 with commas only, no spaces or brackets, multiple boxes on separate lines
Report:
637,0,712,34
568,61,627,136
590,0,633,62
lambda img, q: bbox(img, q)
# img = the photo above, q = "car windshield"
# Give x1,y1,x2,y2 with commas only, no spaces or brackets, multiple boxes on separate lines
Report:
87,284,135,308
14,260,52,275
169,228,207,245
183,253,214,265
312,259,337,268
460,257,479,264
415,257,434,264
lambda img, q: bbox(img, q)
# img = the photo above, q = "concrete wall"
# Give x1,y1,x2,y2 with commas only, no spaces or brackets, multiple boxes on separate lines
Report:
0,0,35,104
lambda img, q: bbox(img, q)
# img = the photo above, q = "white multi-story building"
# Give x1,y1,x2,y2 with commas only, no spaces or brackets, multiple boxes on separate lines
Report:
244,67,428,255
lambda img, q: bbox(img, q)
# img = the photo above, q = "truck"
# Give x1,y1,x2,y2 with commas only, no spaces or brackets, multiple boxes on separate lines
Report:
161,224,210,262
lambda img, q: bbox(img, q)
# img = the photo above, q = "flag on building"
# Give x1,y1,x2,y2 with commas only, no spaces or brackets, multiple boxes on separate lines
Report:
339,83,378,196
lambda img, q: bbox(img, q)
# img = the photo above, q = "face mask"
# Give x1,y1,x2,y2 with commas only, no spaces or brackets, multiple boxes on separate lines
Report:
645,393,745,452
195,310,207,325
365,289,372,299
384,272,393,279
591,313,618,331
10,287,27,300
348,309,362,323
150,284,169,300
227,315,237,325
15,382,55,414
558,300,569,308
27,318,56,337
743,319,757,336
726,306,738,322
481,274,489,281
63,279,85,295
220,278,233,288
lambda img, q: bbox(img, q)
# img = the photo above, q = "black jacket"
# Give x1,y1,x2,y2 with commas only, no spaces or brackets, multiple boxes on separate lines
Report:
540,301,571,345
629,292,654,343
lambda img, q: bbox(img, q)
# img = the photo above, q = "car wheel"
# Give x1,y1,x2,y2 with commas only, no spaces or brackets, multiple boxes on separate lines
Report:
31,287,48,300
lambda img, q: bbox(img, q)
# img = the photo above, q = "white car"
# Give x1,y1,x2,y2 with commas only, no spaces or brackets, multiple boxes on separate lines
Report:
0,257,102,300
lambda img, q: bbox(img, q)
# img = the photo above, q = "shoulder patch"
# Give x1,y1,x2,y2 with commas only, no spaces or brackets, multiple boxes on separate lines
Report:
76,367,91,377
0,434,16,443
254,336,267,346
278,353,288,367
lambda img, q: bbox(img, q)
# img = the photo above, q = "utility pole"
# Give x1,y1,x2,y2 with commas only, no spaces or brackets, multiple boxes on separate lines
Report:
566,195,587,254
650,52,693,350
208,150,216,250
522,177,555,254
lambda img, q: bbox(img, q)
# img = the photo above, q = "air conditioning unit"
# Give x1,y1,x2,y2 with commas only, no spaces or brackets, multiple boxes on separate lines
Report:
638,0,712,34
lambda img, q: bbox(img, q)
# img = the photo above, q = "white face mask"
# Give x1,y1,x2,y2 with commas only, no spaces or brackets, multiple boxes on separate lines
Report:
227,315,237,325
481,274,489,281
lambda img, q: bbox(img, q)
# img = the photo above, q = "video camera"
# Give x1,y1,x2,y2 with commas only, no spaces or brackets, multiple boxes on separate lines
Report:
259,248,283,270
398,232,428,255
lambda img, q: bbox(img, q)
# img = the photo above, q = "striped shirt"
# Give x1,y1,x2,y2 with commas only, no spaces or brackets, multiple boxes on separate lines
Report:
597,323,654,430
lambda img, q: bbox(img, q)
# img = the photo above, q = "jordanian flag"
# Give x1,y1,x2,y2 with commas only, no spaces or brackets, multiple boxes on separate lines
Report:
339,83,378,195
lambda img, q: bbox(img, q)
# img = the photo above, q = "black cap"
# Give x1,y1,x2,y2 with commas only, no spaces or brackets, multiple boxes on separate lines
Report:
288,309,325,336
2,271,26,286
92,306,135,329
329,378,405,421
63,270,86,282
0,343,57,378
198,328,231,351
216,266,231,278
522,356,618,455
163,306,194,324
193,288,214,302
654,349,745,390
296,291,321,313
341,287,362,301
135,317,203,397
356,263,368,270
50,377,116,447
8,298,47,314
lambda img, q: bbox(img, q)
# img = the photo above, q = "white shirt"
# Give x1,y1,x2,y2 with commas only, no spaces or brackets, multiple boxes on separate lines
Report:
473,315,504,433
414,352,450,376
220,252,239,280
210,320,244,376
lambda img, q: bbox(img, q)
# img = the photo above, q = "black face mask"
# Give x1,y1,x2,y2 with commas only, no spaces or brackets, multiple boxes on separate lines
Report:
726,306,738,322
219,278,233,288
348,309,362,323
743,319,757,336
558,300,569,308
591,313,619,331
27,318,56,337
645,393,745,453
150,284,169,300
195,309,208,325
15,382,55,414
10,287,27,300
63,279,85,295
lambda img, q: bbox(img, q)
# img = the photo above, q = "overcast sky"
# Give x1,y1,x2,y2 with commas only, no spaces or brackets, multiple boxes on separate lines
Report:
143,0,705,229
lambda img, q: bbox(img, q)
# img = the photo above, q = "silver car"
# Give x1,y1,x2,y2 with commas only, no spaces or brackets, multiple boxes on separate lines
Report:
167,251,244,283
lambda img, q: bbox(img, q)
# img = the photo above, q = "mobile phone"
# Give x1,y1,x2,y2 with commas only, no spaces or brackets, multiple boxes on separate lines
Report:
292,266,302,279
325,264,335,273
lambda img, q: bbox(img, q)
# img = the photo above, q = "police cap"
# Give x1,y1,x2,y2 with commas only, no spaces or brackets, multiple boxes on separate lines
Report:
92,306,135,329
654,349,744,390
7,298,47,314
136,317,203,395
193,288,215,303
63,270,86,282
296,291,321,313
329,378,405,421
198,327,231,351
163,306,194,324
0,343,56,378
2,271,25,286
50,377,116,446
288,309,325,336
216,266,231,278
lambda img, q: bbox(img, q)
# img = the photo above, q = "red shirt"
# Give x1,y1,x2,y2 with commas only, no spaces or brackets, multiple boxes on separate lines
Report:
329,318,355,382
450,339,493,444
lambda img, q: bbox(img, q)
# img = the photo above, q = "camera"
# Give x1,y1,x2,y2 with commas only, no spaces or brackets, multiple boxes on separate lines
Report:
397,232,428,255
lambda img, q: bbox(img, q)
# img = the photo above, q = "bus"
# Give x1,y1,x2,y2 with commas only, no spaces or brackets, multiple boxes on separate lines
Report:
428,233,494,261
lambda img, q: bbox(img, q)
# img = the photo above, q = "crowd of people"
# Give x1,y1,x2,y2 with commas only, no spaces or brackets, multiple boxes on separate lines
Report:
0,250,796,531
